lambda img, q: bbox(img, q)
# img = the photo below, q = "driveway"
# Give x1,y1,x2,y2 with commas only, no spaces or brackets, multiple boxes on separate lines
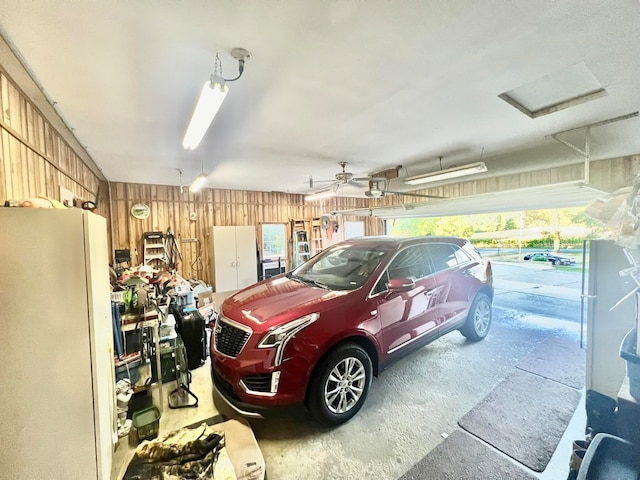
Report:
490,261,584,340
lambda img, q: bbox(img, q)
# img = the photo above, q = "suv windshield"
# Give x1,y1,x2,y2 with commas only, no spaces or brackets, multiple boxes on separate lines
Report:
289,243,389,291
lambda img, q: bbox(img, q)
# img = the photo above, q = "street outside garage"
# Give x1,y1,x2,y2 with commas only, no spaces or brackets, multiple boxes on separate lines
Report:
223,260,587,480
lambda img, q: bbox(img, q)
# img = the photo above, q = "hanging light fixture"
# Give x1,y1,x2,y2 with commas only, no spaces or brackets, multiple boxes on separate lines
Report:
404,162,488,185
189,158,208,192
182,48,251,150
182,79,228,150
189,173,208,192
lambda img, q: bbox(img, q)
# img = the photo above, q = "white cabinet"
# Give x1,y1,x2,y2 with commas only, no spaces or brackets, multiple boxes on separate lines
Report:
210,225,257,292
0,209,116,480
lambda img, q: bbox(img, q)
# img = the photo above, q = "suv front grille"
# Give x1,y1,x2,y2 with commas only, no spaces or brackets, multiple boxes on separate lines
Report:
241,374,272,393
214,316,251,358
211,366,241,401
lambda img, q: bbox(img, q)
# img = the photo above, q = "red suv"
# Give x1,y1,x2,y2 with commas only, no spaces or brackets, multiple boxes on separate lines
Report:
210,236,493,425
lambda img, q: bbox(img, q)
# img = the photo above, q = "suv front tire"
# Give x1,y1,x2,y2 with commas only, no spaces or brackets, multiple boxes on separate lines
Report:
307,343,373,425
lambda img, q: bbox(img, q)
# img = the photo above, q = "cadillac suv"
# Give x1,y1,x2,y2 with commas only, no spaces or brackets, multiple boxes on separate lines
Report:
210,236,493,425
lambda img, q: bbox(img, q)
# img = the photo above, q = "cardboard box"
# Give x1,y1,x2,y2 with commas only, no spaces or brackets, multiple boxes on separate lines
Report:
198,291,214,308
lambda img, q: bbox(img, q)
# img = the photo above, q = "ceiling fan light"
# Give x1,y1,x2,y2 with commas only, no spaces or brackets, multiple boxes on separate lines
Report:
404,162,488,185
182,78,229,150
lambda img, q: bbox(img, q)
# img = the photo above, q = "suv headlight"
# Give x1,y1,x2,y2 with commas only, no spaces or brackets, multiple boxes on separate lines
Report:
258,313,319,366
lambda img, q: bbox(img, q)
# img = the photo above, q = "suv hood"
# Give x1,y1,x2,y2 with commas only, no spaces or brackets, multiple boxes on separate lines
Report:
221,276,346,328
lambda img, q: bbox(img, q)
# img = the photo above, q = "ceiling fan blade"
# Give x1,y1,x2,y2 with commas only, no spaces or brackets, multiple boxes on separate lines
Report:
312,179,338,184
384,190,446,199
353,176,387,182
349,180,367,188
310,180,340,192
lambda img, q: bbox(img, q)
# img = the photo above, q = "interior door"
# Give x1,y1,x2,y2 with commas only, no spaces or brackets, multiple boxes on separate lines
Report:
212,226,238,292
377,245,439,355
234,225,258,289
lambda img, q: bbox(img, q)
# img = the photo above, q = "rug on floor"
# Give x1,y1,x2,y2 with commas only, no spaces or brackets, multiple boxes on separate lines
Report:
458,369,582,472
516,335,585,389
399,430,538,480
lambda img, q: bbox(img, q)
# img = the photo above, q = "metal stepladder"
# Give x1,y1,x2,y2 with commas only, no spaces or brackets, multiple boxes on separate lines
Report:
292,220,311,267
143,232,167,266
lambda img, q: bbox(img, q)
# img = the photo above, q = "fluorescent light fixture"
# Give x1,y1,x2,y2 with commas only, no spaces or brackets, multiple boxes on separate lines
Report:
404,162,488,185
305,190,336,202
182,77,229,150
189,173,208,192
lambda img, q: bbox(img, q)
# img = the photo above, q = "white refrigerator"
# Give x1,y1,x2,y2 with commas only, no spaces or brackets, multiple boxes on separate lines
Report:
0,209,116,480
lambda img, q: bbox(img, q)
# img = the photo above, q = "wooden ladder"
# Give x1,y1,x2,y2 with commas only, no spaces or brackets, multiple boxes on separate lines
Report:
292,220,311,267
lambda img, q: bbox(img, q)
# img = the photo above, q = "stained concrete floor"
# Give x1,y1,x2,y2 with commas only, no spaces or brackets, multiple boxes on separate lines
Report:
112,304,586,480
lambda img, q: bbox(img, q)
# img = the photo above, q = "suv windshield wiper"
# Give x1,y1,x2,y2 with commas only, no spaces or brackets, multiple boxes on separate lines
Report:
288,272,305,284
287,273,330,290
312,280,330,290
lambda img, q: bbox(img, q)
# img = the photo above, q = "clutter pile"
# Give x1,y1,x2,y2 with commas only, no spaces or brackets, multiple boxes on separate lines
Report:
110,237,216,439
124,422,233,480
122,418,265,480
4,194,98,211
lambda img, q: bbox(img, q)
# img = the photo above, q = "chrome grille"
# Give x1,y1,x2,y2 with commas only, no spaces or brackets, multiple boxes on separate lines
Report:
214,316,251,358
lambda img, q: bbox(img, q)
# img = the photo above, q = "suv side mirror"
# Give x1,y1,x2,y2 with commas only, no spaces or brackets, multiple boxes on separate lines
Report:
387,277,415,292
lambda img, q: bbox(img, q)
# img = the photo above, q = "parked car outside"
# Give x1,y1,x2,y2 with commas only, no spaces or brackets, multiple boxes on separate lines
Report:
210,236,493,425
523,251,576,265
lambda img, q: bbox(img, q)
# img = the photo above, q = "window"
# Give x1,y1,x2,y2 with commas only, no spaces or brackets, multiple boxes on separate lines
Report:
262,224,286,260
387,245,429,280
426,243,471,272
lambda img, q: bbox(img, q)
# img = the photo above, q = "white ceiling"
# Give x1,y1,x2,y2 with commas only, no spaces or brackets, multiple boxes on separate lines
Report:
1,0,639,198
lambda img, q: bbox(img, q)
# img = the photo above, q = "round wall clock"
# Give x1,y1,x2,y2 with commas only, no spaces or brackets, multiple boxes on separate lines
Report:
131,203,151,219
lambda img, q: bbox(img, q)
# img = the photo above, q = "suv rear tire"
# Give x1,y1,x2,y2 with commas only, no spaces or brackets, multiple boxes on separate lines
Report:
307,343,372,425
460,293,492,342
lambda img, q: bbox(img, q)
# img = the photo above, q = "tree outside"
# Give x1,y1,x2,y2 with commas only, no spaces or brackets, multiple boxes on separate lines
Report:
386,207,606,252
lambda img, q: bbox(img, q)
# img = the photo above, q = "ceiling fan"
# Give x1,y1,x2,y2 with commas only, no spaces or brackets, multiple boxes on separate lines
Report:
309,162,385,190
364,180,446,199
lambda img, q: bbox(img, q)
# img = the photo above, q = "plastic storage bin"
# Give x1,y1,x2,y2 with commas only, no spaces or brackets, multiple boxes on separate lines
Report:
577,433,640,480
132,405,161,441
115,357,142,384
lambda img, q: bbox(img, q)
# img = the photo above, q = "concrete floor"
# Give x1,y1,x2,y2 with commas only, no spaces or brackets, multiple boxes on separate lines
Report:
112,304,586,480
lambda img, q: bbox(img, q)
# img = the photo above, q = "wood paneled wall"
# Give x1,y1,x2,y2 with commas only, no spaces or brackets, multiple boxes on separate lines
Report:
0,69,105,209
0,57,383,288
110,182,384,286
5,42,636,292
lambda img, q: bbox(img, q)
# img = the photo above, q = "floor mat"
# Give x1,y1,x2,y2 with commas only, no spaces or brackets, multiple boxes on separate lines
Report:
399,430,538,480
458,370,582,472
516,335,585,389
